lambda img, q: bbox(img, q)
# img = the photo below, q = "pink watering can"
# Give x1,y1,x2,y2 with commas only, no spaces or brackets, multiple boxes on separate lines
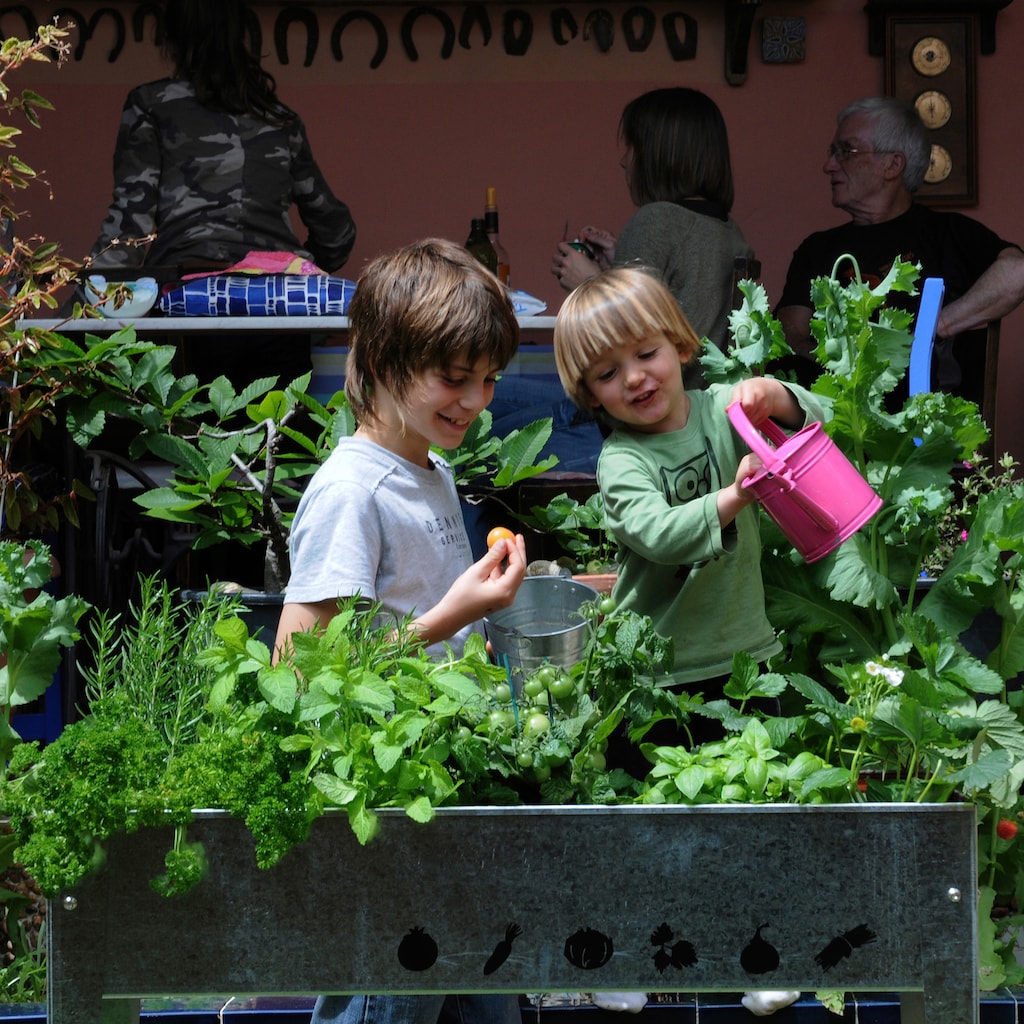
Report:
726,403,883,564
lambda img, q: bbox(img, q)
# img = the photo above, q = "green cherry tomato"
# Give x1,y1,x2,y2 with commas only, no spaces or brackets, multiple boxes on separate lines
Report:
537,664,559,685
492,682,512,703
524,712,551,737
598,596,617,616
523,676,545,698
585,750,607,771
454,726,472,741
487,709,514,734
544,748,570,768
516,749,535,768
548,674,575,699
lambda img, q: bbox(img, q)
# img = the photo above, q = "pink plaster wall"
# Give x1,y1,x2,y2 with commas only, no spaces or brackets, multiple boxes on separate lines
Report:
11,0,1024,458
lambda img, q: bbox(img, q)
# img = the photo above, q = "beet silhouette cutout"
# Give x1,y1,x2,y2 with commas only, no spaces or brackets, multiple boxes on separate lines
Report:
397,925,438,971
740,923,780,974
564,927,614,969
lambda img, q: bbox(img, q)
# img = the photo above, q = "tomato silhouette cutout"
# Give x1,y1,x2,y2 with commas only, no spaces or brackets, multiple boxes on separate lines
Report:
397,925,438,971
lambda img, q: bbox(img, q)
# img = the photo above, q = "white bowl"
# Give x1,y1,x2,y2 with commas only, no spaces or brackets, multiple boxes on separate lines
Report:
85,275,159,318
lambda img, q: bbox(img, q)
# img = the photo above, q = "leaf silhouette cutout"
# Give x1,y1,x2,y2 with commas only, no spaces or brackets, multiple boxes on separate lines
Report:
670,939,698,968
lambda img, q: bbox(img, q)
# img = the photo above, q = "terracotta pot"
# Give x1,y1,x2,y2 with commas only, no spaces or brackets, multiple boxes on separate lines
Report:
572,572,616,596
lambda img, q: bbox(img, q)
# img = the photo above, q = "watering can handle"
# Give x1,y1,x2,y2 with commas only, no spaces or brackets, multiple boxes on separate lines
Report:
726,402,840,533
726,402,789,468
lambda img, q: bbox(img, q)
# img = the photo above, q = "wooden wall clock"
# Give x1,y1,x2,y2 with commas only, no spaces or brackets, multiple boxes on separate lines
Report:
884,14,976,204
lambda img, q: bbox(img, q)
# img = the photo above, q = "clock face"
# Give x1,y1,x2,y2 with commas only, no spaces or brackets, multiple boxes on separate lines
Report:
925,143,953,184
912,36,952,76
915,89,952,129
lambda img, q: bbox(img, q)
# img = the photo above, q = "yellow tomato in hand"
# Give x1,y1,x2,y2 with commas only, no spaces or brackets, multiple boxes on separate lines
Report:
487,526,516,549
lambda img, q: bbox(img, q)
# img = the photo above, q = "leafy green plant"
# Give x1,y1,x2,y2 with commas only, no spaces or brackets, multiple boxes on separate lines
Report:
0,24,98,539
442,408,557,491
0,541,87,770
522,490,617,574
126,371,353,593
3,577,258,896
1,580,677,898
0,538,94,1005
689,256,1024,992
0,913,45,1003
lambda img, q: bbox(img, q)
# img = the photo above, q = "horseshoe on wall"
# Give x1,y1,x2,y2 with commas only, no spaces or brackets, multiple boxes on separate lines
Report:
503,9,532,56
663,11,697,61
131,1,163,46
458,4,491,50
275,7,319,67
622,6,655,52
583,9,614,52
550,7,578,46
331,10,388,70
0,5,37,41
401,7,455,61
76,8,125,63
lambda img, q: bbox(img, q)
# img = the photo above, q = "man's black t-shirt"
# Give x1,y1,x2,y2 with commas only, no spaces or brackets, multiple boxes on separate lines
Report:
777,203,1016,406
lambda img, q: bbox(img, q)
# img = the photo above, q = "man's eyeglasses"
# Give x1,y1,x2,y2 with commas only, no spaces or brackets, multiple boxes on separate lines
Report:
827,142,896,162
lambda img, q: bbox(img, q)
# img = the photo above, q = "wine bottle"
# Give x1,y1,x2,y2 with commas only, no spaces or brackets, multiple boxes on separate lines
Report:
484,187,511,286
465,217,497,275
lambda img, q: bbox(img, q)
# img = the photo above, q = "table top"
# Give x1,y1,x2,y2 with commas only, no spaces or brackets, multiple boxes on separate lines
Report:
16,314,557,333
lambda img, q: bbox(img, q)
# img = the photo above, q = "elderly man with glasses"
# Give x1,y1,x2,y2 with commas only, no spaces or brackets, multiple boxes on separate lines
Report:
774,96,1024,408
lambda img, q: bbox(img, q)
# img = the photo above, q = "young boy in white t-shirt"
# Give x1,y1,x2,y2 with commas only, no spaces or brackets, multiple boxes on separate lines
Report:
275,239,528,1024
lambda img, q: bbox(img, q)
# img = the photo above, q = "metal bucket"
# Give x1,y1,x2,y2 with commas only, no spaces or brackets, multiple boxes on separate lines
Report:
484,576,599,691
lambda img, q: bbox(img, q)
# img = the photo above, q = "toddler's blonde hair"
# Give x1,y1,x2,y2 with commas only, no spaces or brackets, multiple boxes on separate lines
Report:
553,267,702,409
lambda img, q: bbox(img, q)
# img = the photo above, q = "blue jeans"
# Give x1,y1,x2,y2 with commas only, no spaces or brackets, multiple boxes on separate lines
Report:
310,995,522,1024
489,377,602,476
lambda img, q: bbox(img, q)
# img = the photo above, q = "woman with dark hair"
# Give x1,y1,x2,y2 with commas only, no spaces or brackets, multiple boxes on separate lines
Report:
551,87,752,373
89,0,355,277
87,0,355,386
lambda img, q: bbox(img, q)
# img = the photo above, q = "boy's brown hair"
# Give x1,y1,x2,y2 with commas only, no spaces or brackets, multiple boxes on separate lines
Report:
553,267,702,410
345,238,519,423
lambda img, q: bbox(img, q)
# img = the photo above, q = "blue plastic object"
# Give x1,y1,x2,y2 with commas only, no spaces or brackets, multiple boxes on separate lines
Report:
908,277,945,447
909,277,946,398
11,673,62,743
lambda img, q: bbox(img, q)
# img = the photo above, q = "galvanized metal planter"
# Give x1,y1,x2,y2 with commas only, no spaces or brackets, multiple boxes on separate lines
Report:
47,804,978,1024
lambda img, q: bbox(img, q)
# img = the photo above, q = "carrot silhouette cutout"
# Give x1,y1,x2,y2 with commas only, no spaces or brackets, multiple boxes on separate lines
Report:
815,924,877,971
484,922,522,975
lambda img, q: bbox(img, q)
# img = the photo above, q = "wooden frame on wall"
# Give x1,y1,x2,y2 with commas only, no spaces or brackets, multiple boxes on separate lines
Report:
884,14,977,205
